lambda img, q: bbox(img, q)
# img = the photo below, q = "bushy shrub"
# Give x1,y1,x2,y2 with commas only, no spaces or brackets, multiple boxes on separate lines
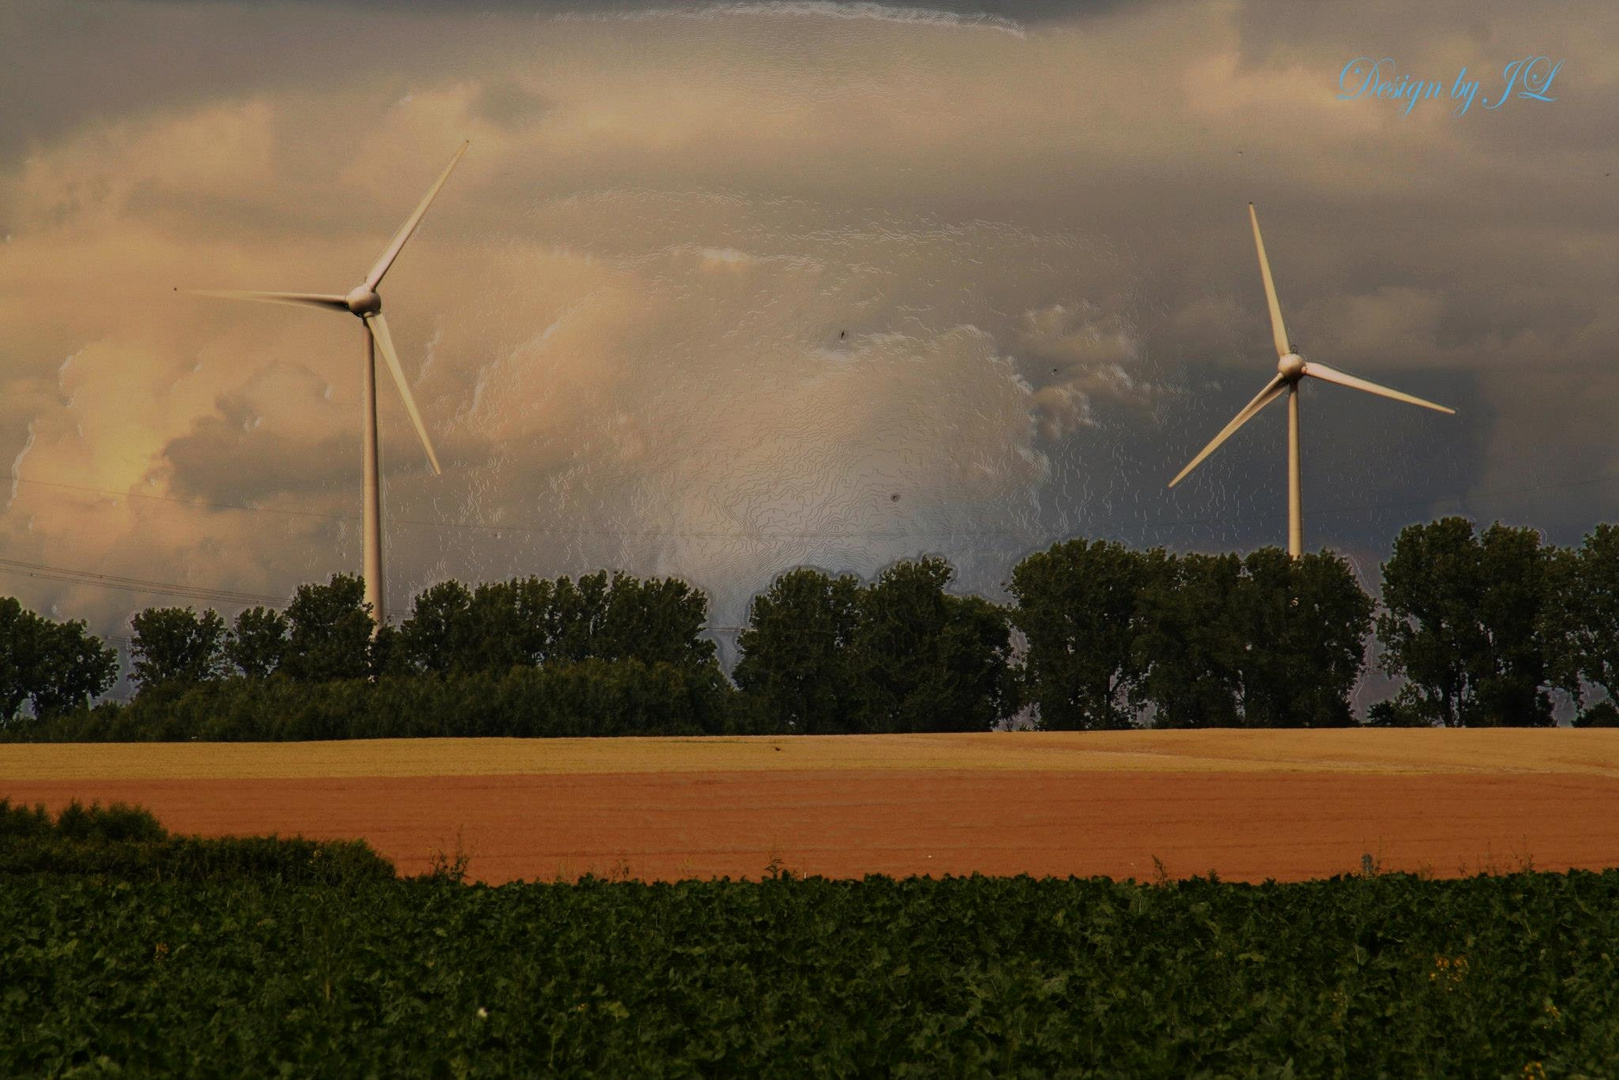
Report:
0,799,394,884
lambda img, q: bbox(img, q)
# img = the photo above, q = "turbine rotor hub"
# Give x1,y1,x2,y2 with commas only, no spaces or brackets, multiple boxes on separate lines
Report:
1278,352,1305,380
345,287,382,316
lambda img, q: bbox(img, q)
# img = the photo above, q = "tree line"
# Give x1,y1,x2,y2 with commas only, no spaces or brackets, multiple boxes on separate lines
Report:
5,516,1619,737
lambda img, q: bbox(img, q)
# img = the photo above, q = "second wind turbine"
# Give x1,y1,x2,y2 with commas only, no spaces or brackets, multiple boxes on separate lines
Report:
196,142,468,629
1169,203,1455,558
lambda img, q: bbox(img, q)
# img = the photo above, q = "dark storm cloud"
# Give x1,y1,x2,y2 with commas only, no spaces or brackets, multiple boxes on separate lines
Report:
0,0,1164,168
1152,0,1619,551
3,0,1616,643
469,80,551,131
117,0,1151,17
162,419,354,505
0,0,518,163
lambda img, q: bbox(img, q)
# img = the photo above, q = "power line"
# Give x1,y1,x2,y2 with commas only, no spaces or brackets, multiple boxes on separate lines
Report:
11,477,359,525
10,475,1037,540
1116,470,1619,536
16,467,1619,542
0,557,283,608
8,466,1619,612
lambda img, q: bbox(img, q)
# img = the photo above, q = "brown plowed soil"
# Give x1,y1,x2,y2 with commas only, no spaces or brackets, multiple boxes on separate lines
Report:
6,750,1619,883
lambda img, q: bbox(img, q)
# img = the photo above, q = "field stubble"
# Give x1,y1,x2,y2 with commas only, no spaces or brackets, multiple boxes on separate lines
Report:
4,730,1617,883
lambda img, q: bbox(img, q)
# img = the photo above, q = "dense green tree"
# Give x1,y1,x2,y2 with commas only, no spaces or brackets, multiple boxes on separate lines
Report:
1542,523,1619,723
850,557,1015,733
0,598,118,722
0,597,32,720
35,619,119,717
281,575,373,683
397,577,556,674
541,573,613,665
367,623,403,680
130,607,228,691
1376,518,1480,726
1378,518,1554,727
472,576,558,669
1474,523,1555,725
599,575,718,672
396,572,719,677
1232,549,1373,728
1363,699,1433,726
1572,700,1619,727
1229,548,1295,727
1290,550,1377,725
1008,539,1148,730
734,568,862,734
396,581,477,674
22,615,118,720
225,606,289,679
1132,551,1244,728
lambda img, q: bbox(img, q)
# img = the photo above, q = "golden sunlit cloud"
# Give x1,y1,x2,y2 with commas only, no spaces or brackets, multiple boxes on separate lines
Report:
0,0,1615,652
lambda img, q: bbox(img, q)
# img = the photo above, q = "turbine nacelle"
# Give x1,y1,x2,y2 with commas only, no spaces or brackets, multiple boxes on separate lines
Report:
1277,352,1305,381
345,286,382,316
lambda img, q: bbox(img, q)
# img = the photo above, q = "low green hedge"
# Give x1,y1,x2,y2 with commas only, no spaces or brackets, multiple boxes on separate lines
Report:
0,799,394,885
4,659,765,742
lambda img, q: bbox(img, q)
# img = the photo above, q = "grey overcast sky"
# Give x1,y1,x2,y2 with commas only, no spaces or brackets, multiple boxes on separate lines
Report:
0,0,1612,648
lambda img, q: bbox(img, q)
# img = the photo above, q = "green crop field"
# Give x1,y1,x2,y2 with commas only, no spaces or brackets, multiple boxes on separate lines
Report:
5,867,1618,1078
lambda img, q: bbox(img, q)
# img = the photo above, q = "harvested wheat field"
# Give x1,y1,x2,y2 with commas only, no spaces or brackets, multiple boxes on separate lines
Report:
4,730,1619,883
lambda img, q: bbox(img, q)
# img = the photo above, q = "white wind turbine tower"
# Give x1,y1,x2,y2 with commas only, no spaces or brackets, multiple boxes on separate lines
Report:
195,142,468,630
1168,203,1455,558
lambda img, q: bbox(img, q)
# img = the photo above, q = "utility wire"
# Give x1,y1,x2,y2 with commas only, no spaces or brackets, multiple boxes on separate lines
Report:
14,468,1619,542
10,476,1037,540
7,466,1619,611
11,477,361,524
0,557,283,607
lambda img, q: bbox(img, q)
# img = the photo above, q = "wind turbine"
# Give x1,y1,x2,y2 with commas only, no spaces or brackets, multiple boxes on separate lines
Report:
1168,203,1455,558
195,142,468,630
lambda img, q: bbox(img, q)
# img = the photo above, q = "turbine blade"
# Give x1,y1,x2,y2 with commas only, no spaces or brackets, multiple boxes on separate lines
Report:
1249,203,1291,358
1302,362,1456,414
188,289,348,312
364,313,442,475
364,141,470,291
1168,373,1288,488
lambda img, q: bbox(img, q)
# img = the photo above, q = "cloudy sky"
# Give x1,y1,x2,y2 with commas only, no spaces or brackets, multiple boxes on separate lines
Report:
0,0,1612,661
